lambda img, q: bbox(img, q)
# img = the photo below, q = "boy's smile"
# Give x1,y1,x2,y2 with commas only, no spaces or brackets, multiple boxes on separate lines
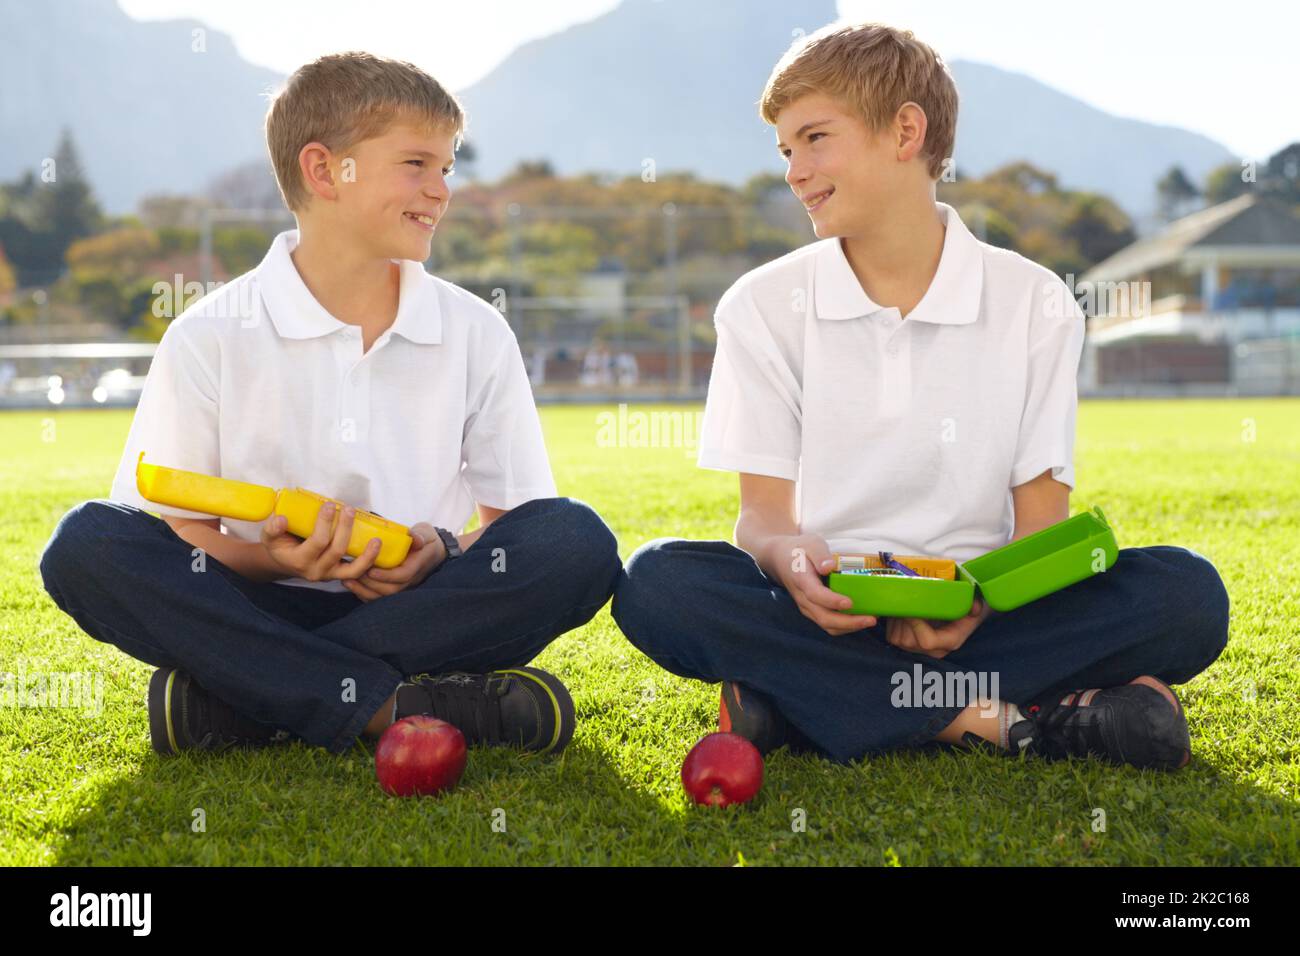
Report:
802,187,835,214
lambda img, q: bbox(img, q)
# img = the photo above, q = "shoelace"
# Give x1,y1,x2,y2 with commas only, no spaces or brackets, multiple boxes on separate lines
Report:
1025,697,1111,760
410,673,510,744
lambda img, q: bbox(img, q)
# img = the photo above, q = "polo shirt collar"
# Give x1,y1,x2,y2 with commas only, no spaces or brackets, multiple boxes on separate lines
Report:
256,230,442,344
813,202,983,326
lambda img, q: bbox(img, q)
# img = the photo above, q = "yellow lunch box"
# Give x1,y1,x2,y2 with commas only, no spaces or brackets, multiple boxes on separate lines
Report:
135,451,413,568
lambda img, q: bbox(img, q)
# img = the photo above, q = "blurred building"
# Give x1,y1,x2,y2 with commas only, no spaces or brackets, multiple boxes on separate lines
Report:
1080,195,1300,393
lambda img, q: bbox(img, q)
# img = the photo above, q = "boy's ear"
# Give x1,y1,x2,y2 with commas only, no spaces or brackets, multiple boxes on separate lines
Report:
298,141,340,203
892,102,929,164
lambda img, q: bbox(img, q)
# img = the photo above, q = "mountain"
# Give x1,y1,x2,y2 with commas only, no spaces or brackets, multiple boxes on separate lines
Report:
0,0,284,214
457,0,1235,216
458,0,837,188
0,0,1238,219
948,60,1233,217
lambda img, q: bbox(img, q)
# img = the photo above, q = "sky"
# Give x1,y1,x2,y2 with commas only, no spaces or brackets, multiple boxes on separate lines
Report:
118,0,1299,160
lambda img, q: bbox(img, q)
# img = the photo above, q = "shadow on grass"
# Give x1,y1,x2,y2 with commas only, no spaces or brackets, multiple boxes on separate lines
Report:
47,727,673,866
18,688,1298,866
745,733,1300,865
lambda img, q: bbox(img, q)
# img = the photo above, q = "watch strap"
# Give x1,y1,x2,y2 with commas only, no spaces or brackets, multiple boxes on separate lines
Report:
433,526,462,560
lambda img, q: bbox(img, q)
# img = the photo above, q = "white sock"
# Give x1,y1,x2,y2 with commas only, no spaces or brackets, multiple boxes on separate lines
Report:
998,702,1025,750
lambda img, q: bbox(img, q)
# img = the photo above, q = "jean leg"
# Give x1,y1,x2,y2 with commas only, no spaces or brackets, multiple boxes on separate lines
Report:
312,497,622,676
612,539,1231,763
945,545,1232,709
611,537,984,763
38,499,403,754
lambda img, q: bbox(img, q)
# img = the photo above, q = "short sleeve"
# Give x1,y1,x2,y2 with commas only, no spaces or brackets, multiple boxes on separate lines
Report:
697,293,802,480
1010,278,1087,490
461,337,557,509
109,321,222,518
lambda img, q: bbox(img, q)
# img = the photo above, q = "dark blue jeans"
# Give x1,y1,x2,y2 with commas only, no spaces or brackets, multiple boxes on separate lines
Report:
39,497,621,754
611,539,1230,763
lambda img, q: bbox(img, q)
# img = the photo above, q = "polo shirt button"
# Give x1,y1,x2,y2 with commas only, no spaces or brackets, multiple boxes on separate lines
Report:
887,345,899,356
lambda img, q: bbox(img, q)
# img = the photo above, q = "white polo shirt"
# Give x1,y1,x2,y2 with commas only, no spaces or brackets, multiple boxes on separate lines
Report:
698,202,1086,562
109,229,557,592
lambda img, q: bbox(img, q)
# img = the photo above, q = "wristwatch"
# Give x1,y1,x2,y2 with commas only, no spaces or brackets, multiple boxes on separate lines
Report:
433,527,462,562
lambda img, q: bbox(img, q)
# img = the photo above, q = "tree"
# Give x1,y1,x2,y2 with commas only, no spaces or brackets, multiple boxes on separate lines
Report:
501,159,556,184
66,226,160,272
65,228,162,331
456,139,479,180
0,243,16,297
214,226,275,275
1205,142,1300,207
985,162,1059,195
1262,143,1300,204
1060,194,1135,265
1156,165,1200,222
1204,161,1252,204
205,160,285,211
742,172,789,204
32,128,105,264
958,204,1018,250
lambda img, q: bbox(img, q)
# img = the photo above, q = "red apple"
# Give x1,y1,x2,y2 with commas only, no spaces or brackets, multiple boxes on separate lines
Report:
375,715,467,797
681,732,764,807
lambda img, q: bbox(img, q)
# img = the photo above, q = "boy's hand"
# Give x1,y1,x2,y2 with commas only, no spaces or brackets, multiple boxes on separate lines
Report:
771,534,878,637
884,597,992,659
343,522,448,602
261,502,384,583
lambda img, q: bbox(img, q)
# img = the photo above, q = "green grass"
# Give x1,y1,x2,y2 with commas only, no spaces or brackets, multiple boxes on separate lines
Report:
2,399,1298,865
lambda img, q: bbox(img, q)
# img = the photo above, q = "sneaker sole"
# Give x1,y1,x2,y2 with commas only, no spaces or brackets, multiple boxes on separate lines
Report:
496,666,575,755
148,667,181,757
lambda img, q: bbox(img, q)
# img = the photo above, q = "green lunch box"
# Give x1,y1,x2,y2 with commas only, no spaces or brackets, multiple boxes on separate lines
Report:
828,506,1118,620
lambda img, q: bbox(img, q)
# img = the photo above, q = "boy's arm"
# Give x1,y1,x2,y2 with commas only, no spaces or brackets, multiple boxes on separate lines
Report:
452,503,507,553
735,473,875,634
946,469,1066,627
163,516,289,584
735,473,803,580
1010,468,1070,542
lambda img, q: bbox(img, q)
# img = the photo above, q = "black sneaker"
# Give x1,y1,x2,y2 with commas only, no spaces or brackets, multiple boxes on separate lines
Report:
393,666,575,755
148,668,295,756
1008,675,1191,770
718,680,816,756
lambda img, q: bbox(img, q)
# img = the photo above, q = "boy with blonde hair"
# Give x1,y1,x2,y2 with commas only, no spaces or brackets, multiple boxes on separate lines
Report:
41,52,620,757
613,24,1229,769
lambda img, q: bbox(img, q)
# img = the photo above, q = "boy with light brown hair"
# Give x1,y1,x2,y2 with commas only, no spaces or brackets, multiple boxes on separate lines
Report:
41,52,620,758
613,23,1229,769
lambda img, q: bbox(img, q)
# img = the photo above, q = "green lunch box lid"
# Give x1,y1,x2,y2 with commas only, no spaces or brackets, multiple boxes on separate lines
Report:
828,506,1118,621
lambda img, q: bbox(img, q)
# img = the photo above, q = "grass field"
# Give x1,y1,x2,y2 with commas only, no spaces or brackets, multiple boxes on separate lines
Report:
2,399,1298,866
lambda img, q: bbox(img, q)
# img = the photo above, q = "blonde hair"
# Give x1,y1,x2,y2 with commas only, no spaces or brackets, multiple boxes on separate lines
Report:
760,23,958,180
264,51,466,211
